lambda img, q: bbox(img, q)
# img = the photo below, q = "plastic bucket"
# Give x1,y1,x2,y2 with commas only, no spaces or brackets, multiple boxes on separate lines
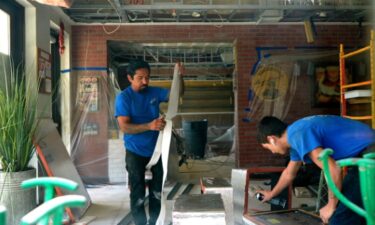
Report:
182,120,208,159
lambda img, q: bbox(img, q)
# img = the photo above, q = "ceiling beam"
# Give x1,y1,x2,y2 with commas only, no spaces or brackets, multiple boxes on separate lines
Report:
69,4,370,11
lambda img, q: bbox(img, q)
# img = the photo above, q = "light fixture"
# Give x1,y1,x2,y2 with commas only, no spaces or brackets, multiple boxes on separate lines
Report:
33,0,71,8
191,11,201,18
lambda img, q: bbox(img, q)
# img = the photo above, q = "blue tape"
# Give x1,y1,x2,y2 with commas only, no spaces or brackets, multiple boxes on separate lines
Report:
61,67,108,73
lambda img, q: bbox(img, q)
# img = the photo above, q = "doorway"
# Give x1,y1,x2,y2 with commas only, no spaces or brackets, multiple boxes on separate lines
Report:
50,30,61,134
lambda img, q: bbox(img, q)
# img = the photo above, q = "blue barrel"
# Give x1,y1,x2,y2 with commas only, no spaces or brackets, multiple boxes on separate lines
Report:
182,120,208,159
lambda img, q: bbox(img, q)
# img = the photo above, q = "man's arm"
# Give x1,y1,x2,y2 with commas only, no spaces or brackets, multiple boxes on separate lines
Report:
117,116,166,134
177,62,185,96
258,160,302,201
309,147,341,224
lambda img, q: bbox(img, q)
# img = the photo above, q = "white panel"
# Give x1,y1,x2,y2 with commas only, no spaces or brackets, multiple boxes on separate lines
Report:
35,119,91,220
0,9,10,55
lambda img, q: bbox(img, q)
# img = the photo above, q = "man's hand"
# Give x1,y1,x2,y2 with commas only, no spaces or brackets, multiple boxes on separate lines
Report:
177,61,185,76
148,116,166,131
256,190,273,203
319,202,336,224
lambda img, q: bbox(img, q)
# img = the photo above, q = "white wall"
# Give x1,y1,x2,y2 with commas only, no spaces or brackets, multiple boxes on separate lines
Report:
17,0,73,149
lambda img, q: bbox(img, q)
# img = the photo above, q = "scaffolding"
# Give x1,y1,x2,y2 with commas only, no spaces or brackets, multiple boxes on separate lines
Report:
339,30,375,128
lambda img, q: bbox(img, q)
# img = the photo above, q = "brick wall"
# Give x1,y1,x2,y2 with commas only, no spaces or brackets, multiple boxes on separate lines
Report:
71,24,369,167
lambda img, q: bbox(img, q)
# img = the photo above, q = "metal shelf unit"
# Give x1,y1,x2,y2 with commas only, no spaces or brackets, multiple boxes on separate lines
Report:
339,31,375,128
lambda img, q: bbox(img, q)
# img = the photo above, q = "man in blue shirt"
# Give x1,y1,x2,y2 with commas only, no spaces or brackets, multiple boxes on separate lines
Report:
257,115,374,225
115,59,184,225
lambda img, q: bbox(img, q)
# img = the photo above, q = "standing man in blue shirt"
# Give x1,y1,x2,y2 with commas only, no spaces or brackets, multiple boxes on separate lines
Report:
115,59,184,225
257,115,374,225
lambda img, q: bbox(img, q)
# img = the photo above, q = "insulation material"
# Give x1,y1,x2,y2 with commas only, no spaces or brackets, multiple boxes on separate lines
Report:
172,194,226,225
147,63,181,169
201,177,234,225
231,169,248,225
153,63,183,225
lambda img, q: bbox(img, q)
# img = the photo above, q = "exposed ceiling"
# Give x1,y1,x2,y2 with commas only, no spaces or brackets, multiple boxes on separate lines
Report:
109,41,234,66
68,1,371,80
63,0,371,24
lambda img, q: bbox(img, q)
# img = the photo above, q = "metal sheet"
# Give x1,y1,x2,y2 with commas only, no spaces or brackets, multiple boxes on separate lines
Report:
231,169,248,225
201,177,233,225
173,194,226,225
243,209,321,225
34,119,91,220
146,63,181,225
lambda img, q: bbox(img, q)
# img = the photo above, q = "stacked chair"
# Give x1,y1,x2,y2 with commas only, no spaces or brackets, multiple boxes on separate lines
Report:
0,177,86,225
319,149,375,225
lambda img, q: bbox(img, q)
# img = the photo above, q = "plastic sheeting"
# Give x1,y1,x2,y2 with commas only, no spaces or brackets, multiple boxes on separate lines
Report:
69,69,122,185
67,64,235,187
246,50,338,122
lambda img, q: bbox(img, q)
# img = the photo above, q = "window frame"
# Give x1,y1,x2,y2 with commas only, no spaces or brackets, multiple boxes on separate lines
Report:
0,0,24,66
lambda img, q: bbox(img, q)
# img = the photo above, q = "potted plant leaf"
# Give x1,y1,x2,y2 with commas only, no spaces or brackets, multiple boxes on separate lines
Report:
0,54,39,224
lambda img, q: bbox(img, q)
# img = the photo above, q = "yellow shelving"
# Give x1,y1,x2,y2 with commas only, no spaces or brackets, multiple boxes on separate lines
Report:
339,31,375,128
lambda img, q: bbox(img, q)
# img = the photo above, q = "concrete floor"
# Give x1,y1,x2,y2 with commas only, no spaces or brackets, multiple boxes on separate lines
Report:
74,152,318,225
74,153,234,225
74,184,130,225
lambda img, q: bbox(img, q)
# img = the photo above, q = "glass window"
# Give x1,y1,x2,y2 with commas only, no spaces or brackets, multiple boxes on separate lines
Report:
0,9,10,55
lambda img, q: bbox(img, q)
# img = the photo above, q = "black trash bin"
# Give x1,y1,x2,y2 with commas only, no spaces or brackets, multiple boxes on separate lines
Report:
182,120,208,159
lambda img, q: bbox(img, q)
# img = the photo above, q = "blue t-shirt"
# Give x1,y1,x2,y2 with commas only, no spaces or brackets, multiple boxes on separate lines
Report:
287,115,375,163
114,86,169,157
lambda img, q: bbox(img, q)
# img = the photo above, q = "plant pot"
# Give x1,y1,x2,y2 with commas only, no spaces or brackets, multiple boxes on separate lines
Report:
0,168,36,225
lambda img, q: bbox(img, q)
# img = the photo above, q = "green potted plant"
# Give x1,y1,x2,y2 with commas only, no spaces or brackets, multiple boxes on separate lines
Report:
0,54,39,224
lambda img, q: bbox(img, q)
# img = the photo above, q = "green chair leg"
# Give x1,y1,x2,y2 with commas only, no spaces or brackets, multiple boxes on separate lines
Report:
319,148,375,225
0,205,6,225
21,177,80,225
21,177,78,202
20,195,86,225
364,152,375,159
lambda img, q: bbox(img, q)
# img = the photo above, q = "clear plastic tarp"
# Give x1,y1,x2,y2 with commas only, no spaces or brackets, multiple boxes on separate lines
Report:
246,49,339,122
67,63,235,186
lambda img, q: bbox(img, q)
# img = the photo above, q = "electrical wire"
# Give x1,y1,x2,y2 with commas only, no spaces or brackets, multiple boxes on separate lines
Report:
99,0,122,35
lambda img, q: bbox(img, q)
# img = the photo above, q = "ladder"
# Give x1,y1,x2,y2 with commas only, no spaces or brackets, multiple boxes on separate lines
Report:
339,30,375,128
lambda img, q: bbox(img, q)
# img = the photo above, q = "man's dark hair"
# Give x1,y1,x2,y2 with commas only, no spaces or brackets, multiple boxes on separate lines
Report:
257,116,288,144
126,59,151,78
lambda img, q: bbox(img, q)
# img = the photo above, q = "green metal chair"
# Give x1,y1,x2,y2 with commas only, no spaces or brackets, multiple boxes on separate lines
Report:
364,152,375,159
319,148,375,225
20,195,86,225
20,177,81,225
21,177,78,203
0,205,6,225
